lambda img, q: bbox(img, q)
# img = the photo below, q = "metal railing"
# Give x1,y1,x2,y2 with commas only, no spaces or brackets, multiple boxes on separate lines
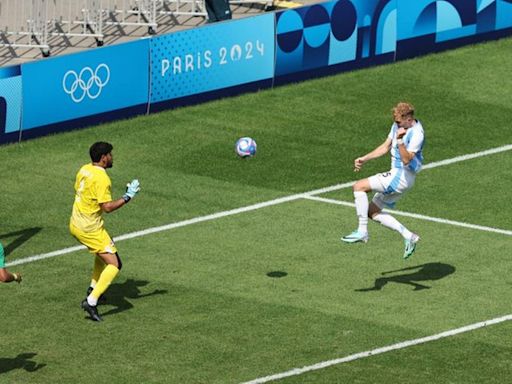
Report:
159,0,206,18
0,0,210,57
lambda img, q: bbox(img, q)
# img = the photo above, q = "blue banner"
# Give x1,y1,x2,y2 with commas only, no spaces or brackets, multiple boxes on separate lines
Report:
21,40,149,130
0,0,508,145
394,0,512,58
150,14,275,103
275,0,395,77
0,65,22,136
397,0,476,41
495,0,512,31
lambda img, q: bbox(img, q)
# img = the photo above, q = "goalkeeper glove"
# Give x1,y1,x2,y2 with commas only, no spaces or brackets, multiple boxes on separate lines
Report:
123,179,140,202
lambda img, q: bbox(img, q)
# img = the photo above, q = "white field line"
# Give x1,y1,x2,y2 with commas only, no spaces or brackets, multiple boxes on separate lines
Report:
5,144,512,267
239,313,512,384
304,195,512,236
5,193,308,267
421,144,512,170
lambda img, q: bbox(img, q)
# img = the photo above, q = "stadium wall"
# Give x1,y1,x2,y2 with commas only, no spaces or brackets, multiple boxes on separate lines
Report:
0,0,511,144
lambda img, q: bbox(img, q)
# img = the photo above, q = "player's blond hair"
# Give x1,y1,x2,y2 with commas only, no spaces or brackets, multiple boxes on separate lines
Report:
392,102,415,120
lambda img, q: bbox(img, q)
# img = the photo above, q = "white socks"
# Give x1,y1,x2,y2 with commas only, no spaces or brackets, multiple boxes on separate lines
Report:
354,191,369,234
353,191,413,240
373,212,413,240
87,295,98,307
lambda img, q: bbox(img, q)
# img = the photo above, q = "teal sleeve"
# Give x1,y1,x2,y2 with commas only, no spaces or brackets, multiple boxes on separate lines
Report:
0,243,4,268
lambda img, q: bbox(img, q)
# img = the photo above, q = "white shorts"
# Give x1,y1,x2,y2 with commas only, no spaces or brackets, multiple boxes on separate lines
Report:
368,168,416,209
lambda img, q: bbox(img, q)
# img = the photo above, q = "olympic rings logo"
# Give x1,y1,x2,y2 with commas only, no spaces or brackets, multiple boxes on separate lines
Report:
62,64,110,103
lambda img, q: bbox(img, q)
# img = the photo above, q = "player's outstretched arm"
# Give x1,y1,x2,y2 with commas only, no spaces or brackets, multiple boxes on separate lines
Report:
101,179,141,213
0,269,22,283
353,139,391,172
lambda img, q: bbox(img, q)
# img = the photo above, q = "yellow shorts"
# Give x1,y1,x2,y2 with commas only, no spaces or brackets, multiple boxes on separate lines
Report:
70,223,117,255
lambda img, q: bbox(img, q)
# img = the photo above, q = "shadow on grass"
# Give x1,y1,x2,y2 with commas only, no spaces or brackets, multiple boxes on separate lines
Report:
0,228,42,255
0,352,46,374
355,262,456,292
100,279,167,317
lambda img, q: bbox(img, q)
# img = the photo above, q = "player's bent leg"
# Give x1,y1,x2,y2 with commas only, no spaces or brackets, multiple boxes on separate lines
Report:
74,228,120,320
91,255,106,286
115,252,122,270
403,234,420,260
82,252,120,321
369,188,421,259
341,230,369,243
342,179,372,243
368,201,382,218
90,263,119,302
352,178,372,193
90,252,120,301
87,255,108,303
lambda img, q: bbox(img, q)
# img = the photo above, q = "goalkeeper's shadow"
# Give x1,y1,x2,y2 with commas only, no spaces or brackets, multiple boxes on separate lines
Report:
99,278,167,317
0,352,46,374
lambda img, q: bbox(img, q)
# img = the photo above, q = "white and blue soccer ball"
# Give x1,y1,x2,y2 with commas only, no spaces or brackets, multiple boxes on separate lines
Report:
235,137,257,158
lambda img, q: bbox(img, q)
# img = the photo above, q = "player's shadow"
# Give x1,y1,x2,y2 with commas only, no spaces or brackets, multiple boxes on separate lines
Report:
0,353,46,374
100,279,167,317
355,262,456,292
0,228,42,255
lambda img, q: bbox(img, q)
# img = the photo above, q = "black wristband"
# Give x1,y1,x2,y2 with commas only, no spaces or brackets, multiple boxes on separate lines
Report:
122,195,131,203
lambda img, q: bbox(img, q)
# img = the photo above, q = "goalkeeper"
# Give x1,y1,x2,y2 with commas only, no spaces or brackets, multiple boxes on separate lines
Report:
69,142,140,322
0,242,22,283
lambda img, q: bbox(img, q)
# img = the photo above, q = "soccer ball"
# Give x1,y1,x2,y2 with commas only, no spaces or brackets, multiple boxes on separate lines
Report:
235,137,257,158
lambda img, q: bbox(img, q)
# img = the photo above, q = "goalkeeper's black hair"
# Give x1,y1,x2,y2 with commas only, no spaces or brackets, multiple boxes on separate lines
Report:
89,142,113,162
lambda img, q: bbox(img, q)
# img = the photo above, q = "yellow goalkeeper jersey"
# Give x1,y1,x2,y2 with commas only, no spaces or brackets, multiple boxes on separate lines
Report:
70,163,112,233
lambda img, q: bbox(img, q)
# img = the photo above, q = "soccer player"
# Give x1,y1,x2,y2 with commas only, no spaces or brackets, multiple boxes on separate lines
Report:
70,142,140,321
0,242,22,283
342,102,424,259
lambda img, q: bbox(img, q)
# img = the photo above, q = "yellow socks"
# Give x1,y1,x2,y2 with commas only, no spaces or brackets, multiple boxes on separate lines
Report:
90,256,106,288
87,264,119,306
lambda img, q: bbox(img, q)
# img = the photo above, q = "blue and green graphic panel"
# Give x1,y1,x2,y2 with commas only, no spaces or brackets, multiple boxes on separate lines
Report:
479,0,512,32
397,0,476,41
275,0,397,79
396,0,512,58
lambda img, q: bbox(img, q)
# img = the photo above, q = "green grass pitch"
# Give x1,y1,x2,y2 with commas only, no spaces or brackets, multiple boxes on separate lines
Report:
0,37,511,383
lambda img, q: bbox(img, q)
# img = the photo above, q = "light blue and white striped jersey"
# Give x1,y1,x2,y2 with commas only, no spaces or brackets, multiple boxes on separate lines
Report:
388,120,425,173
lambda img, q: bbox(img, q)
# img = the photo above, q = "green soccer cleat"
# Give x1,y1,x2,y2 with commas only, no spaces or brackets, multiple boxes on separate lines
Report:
403,234,420,259
341,230,369,243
